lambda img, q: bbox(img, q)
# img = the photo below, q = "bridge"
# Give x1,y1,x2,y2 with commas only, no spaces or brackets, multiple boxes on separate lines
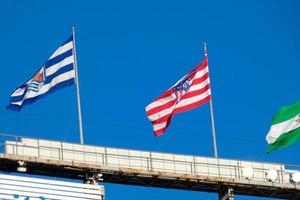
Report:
0,134,299,199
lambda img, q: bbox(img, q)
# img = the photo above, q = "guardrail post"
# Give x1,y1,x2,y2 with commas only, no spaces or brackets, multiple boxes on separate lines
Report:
60,142,63,160
237,161,241,179
280,166,284,183
104,148,108,165
217,159,221,177
149,152,153,170
193,157,196,174
15,136,18,155
37,139,40,158
101,153,105,165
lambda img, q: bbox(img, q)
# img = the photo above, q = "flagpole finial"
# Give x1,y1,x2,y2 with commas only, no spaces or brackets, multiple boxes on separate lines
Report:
72,26,76,35
204,42,208,57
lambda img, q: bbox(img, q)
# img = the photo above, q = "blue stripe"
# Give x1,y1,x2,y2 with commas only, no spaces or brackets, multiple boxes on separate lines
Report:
63,36,73,45
7,79,75,111
9,64,74,103
9,69,75,103
9,93,25,103
45,49,73,69
29,83,39,87
28,85,39,89
45,63,74,84
27,88,39,92
10,82,29,94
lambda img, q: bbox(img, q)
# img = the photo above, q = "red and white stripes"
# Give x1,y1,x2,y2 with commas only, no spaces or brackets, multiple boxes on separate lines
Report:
146,57,211,136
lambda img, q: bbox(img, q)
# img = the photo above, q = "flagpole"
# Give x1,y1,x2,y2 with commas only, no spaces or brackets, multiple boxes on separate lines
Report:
72,26,84,144
204,42,218,158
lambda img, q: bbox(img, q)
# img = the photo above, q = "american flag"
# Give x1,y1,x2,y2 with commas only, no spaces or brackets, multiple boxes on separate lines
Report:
146,53,211,136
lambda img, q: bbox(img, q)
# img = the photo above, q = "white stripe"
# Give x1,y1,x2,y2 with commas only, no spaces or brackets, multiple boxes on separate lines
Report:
266,114,300,144
12,71,75,105
146,67,209,112
11,89,23,97
146,94,176,112
175,89,211,109
0,184,101,199
194,66,209,79
147,77,210,121
29,70,75,97
188,77,210,93
148,79,211,124
148,103,176,121
46,55,74,76
11,81,31,97
28,85,39,89
170,66,208,88
11,55,74,97
30,82,40,86
0,179,100,195
0,194,15,200
13,100,23,106
148,79,210,121
11,70,74,101
153,121,167,131
0,174,100,189
49,41,73,59
0,188,99,200
27,88,39,92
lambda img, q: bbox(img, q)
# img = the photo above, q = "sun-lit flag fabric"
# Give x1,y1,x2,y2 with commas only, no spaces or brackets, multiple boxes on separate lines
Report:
266,100,300,153
7,36,75,111
146,55,211,136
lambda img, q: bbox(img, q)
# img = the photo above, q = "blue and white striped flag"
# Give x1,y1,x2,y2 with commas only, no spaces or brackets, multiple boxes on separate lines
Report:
7,36,76,111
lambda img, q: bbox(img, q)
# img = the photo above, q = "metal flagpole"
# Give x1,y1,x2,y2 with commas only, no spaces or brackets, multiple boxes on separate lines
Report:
204,42,218,158
72,26,84,144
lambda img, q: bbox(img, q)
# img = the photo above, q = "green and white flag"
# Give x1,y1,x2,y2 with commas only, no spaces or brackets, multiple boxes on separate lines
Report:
266,100,300,153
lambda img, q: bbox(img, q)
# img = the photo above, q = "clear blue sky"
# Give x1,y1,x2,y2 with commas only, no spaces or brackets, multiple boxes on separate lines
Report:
0,0,299,199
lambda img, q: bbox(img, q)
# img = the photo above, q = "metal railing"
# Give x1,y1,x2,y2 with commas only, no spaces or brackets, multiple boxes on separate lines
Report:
0,133,299,185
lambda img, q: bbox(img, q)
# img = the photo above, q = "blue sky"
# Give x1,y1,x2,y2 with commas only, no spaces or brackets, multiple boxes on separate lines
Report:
0,0,300,199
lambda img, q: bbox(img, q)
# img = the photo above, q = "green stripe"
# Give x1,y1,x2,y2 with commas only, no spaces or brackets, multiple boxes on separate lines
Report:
267,127,300,153
272,100,300,124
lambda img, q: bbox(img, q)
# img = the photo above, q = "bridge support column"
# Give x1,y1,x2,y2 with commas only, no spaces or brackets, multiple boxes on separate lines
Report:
218,187,234,200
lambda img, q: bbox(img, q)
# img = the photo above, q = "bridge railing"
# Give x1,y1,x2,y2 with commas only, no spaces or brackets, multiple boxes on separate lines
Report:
0,133,299,185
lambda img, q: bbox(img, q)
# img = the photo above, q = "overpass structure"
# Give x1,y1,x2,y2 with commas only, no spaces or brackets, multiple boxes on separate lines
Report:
0,134,299,199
